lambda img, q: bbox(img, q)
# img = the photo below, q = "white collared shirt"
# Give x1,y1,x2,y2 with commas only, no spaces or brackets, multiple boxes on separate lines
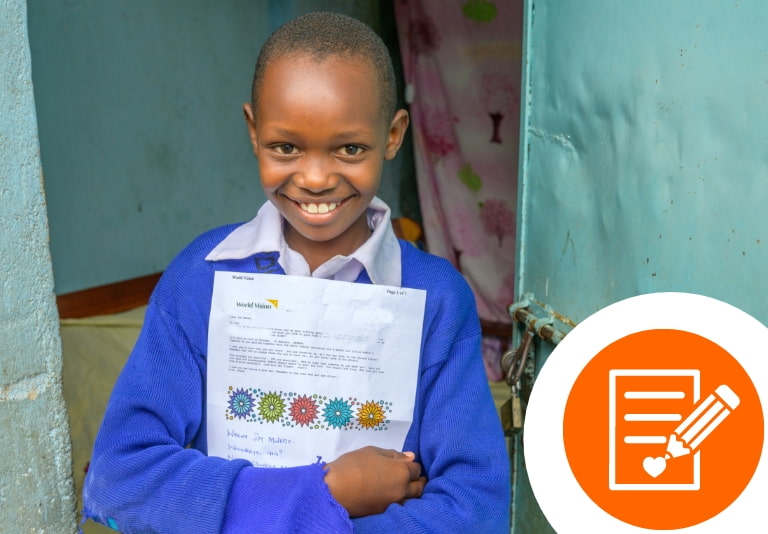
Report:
205,197,402,287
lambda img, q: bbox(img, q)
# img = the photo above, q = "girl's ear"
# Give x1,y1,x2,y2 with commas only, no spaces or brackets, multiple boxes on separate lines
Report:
243,103,259,155
384,109,410,160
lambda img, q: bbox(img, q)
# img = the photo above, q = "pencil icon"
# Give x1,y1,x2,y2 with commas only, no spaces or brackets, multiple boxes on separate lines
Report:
665,384,740,459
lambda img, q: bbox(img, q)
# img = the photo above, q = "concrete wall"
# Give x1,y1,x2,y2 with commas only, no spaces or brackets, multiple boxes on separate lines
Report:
0,0,77,531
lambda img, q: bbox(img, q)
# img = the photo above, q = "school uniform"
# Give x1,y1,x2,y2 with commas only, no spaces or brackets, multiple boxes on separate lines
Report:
83,198,510,533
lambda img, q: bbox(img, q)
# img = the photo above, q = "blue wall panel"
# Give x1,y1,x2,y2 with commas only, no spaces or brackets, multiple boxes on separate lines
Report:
29,0,410,294
28,0,271,294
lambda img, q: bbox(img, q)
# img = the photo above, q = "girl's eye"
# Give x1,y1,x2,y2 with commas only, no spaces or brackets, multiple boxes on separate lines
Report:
274,143,297,155
342,145,363,156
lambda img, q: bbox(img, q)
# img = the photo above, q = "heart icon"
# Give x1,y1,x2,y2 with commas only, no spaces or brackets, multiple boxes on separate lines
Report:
643,456,667,478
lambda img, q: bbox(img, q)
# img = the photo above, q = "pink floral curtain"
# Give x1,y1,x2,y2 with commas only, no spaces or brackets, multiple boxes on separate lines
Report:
394,0,523,380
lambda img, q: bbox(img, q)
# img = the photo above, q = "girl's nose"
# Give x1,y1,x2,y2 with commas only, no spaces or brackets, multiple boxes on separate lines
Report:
295,156,337,192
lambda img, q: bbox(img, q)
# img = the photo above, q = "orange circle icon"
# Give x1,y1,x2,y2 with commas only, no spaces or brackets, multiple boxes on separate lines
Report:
563,329,763,530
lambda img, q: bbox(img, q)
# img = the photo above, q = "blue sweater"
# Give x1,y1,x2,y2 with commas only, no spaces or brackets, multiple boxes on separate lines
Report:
83,224,510,533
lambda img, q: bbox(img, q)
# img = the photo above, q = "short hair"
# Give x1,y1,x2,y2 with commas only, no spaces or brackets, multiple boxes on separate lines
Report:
251,11,397,121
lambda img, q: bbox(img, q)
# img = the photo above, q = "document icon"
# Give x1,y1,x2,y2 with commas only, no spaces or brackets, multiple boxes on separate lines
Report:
609,369,700,490
555,318,763,532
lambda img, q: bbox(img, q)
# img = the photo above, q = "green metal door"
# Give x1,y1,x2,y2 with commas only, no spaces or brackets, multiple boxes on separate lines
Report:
511,1,768,531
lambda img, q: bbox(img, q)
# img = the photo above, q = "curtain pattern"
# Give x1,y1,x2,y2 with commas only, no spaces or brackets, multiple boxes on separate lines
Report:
395,0,523,379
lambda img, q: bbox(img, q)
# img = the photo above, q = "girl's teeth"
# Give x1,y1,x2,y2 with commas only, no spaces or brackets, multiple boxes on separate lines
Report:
300,202,338,214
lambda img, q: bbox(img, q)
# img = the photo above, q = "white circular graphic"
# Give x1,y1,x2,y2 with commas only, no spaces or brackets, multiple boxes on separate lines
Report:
524,292,768,533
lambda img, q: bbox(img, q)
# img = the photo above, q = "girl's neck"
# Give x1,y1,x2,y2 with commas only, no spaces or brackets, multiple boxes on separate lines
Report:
284,215,371,273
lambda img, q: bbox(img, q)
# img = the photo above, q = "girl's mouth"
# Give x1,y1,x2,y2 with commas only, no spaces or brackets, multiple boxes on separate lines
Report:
298,201,340,214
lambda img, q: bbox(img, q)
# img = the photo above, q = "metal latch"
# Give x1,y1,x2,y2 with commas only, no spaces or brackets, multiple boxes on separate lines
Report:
499,294,574,436
499,329,534,435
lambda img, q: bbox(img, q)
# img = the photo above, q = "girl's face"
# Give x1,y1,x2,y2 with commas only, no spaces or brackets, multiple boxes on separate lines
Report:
244,54,408,267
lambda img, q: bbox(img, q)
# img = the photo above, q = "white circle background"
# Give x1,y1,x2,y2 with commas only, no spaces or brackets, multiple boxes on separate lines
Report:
524,292,768,533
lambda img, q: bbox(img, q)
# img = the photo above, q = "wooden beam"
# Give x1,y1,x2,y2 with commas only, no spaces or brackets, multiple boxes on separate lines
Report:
56,272,162,319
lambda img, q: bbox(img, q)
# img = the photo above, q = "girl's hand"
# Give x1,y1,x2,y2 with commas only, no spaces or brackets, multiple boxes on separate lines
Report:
324,446,427,517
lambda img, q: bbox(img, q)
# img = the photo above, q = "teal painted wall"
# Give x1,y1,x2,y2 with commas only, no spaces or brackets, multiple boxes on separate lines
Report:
0,0,77,531
28,0,271,295
28,0,413,295
513,1,768,531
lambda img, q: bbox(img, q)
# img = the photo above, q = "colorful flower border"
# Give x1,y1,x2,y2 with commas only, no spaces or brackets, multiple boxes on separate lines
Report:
225,386,393,431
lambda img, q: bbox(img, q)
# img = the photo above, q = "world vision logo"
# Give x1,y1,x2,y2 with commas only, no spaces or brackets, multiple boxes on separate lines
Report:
523,293,767,533
235,300,278,310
